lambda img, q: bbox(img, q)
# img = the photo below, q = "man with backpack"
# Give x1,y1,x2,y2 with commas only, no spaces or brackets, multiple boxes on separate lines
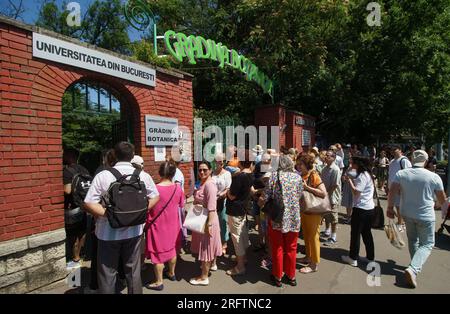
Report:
84,142,160,294
387,145,412,231
63,148,92,270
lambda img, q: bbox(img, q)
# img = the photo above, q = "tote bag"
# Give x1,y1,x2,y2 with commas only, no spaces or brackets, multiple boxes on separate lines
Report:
301,190,332,215
183,204,208,234
301,172,331,215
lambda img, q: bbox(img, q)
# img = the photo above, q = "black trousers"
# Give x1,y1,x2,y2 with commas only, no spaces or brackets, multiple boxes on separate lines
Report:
349,207,375,261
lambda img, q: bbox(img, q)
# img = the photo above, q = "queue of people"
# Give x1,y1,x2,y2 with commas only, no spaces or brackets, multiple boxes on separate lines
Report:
62,141,447,293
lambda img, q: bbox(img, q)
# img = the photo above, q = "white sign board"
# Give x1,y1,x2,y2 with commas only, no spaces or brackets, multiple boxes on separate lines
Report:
145,115,178,146
33,33,156,87
302,129,311,146
154,146,167,162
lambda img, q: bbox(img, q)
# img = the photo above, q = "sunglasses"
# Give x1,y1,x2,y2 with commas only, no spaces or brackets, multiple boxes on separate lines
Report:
198,169,209,173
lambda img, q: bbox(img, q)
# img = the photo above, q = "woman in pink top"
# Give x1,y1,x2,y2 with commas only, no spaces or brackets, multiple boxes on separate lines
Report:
145,161,185,291
189,161,222,286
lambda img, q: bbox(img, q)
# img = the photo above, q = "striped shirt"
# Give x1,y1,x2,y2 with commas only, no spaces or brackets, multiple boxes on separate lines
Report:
84,162,159,241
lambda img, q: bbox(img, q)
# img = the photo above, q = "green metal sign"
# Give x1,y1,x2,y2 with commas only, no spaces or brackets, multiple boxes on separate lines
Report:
124,1,274,99
164,30,274,99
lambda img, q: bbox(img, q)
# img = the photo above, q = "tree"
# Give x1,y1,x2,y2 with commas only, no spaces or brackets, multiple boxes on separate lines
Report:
36,0,131,54
0,0,25,20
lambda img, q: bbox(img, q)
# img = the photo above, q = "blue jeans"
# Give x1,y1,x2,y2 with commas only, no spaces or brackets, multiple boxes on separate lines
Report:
404,217,435,275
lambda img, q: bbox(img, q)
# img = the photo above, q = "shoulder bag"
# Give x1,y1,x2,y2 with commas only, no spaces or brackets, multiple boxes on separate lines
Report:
261,171,284,223
301,171,331,215
371,177,385,229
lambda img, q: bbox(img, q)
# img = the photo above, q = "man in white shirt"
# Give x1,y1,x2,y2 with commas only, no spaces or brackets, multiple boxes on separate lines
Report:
84,142,160,294
387,145,412,230
330,145,345,172
387,150,447,288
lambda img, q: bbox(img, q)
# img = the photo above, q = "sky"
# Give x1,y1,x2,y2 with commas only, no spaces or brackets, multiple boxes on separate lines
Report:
3,0,144,42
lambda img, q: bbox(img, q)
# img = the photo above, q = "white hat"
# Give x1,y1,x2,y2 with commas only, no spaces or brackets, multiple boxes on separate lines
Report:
252,144,264,153
412,150,428,167
131,155,144,167
311,147,319,153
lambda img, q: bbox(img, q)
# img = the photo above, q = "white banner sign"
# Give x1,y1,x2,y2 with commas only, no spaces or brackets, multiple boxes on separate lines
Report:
33,33,156,87
145,115,178,146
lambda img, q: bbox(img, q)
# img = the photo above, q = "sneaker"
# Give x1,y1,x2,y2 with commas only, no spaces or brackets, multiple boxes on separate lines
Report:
404,268,417,288
323,238,337,247
189,278,209,286
320,231,331,238
341,255,358,267
66,260,82,270
210,264,218,271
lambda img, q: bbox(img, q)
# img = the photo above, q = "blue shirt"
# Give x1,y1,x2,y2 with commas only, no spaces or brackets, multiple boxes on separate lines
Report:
393,167,444,221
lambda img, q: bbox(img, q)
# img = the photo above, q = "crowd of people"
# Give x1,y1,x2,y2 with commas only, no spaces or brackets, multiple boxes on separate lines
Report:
62,141,448,293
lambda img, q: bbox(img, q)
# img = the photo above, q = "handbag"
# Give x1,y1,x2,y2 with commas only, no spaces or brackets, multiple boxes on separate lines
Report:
301,172,331,215
183,204,209,234
261,171,284,223
384,219,405,249
371,179,385,229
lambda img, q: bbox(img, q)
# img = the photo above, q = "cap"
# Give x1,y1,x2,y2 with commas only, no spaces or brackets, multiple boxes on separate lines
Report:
412,150,428,167
131,155,144,167
252,144,264,153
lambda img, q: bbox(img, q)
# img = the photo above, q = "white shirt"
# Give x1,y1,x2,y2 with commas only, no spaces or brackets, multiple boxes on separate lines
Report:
84,162,159,241
393,168,444,221
388,156,412,186
212,169,232,194
336,148,344,159
376,157,389,167
335,155,344,170
173,168,185,191
352,171,375,210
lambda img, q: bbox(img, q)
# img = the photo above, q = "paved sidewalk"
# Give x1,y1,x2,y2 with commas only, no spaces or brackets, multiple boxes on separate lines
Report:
39,192,450,294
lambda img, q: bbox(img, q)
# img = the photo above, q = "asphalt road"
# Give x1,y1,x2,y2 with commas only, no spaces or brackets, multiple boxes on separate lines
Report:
39,190,450,294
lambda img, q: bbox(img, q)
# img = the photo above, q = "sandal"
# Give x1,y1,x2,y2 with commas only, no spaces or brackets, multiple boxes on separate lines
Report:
163,270,177,281
226,267,246,276
270,274,282,288
282,274,297,286
299,266,318,274
145,282,164,291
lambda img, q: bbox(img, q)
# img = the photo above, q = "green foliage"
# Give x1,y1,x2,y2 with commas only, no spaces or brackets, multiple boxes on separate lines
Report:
36,0,131,54
62,91,119,157
131,39,175,68
35,0,450,146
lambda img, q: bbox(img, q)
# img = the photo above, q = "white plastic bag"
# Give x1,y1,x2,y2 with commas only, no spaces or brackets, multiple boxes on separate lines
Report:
384,219,405,249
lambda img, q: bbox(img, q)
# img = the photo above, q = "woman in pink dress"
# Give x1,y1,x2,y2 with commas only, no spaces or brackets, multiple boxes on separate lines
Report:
145,161,185,291
189,161,222,286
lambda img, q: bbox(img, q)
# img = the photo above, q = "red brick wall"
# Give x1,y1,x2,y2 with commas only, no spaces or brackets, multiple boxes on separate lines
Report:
0,22,193,242
255,105,316,153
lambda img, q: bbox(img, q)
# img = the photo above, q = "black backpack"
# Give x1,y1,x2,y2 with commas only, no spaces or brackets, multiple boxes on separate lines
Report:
103,168,149,229
66,166,93,208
